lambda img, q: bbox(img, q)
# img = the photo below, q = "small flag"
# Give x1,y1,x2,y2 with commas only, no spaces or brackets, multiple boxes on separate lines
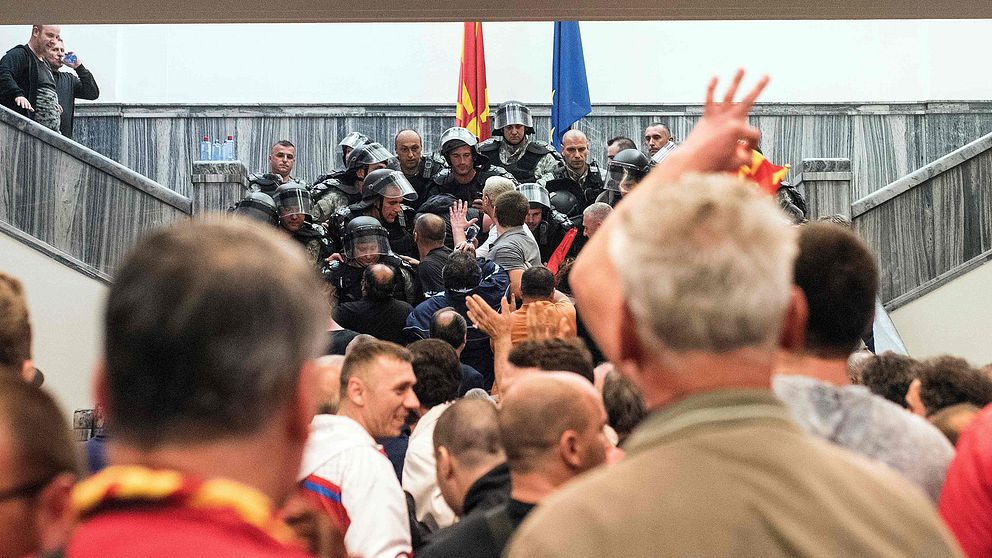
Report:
456,22,490,141
551,21,591,150
739,150,790,194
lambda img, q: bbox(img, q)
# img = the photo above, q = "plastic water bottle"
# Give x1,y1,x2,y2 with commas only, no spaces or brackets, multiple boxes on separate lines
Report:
199,135,211,161
222,135,235,161
212,139,223,161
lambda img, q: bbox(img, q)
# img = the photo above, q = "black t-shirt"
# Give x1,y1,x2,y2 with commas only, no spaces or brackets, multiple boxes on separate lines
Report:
333,298,414,345
324,329,360,355
416,499,535,558
35,57,55,90
417,246,452,297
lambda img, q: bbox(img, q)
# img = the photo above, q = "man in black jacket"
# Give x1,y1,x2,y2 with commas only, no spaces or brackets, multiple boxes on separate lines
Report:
0,25,62,130
46,38,99,138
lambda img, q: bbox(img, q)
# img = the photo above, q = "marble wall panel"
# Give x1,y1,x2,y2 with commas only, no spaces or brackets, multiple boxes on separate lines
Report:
923,112,992,163
851,114,927,200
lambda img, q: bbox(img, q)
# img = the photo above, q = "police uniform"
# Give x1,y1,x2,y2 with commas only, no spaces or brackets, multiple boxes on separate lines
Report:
532,215,575,264
427,163,514,205
403,152,447,210
311,173,362,224
329,203,418,259
538,161,607,214
248,173,307,198
289,220,336,270
476,136,562,184
325,255,419,306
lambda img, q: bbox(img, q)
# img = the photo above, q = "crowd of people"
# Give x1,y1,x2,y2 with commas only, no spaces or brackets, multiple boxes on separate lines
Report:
0,25,100,138
3,66,992,558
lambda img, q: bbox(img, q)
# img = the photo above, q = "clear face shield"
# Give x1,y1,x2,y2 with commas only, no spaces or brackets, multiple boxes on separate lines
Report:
344,228,391,264
233,199,278,225
605,164,644,195
494,104,534,131
372,173,418,202
275,189,312,217
517,183,551,211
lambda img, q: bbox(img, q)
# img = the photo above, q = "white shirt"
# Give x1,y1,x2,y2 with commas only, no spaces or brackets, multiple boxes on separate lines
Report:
299,414,412,558
402,402,456,531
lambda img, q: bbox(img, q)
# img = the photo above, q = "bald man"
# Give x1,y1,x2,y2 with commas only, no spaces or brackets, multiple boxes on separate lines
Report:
299,340,418,558
395,129,445,209
412,213,451,297
538,129,606,218
314,355,345,414
417,373,608,558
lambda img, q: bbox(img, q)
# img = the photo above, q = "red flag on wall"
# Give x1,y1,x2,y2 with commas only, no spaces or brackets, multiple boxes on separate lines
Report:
456,22,491,140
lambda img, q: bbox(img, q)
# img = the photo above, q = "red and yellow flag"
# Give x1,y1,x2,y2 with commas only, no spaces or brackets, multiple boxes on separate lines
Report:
456,22,490,140
739,150,790,195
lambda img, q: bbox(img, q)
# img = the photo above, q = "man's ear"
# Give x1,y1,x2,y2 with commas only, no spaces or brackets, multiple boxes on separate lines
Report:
288,360,319,442
616,303,646,367
779,286,808,353
35,472,76,552
558,430,582,469
436,447,454,480
345,376,366,407
21,359,34,383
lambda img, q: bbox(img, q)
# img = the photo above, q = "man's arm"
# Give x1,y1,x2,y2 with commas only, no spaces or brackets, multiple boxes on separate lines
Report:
73,65,100,100
0,49,28,105
571,70,768,363
339,447,413,558
466,294,514,398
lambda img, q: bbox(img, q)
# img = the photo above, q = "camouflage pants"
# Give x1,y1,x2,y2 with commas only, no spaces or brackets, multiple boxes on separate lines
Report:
33,87,61,132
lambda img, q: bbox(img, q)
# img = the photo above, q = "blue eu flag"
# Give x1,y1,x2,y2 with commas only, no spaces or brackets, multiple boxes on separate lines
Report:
551,21,591,151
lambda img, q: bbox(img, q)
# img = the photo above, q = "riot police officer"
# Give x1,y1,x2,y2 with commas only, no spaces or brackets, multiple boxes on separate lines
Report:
311,141,396,224
272,182,336,270
427,126,514,206
476,101,562,183
338,131,370,168
538,129,606,216
231,191,279,226
394,129,446,209
329,168,419,259
247,140,307,196
518,182,575,263
596,148,652,207
324,216,419,305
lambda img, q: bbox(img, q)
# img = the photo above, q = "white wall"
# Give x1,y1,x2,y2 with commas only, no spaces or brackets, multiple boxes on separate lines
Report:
0,235,105,413
1,20,991,105
891,261,992,366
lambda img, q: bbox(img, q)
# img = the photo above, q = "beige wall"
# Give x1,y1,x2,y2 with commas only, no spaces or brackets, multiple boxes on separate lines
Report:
0,235,105,413
890,260,992,366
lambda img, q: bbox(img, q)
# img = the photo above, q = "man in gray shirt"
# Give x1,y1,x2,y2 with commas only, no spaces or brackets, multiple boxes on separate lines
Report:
487,190,541,299
773,222,954,502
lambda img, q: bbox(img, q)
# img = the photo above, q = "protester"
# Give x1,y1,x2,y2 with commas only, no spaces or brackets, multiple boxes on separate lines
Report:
46,38,98,138
0,272,34,381
487,190,541,299
409,213,451,297
941,404,992,557
429,308,486,395
859,352,924,408
333,263,413,345
906,355,992,417
509,266,576,345
0,25,62,131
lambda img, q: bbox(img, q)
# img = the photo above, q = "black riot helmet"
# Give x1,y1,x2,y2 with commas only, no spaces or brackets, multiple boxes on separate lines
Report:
232,192,279,225
362,168,418,202
605,149,652,194
517,182,551,212
272,182,312,217
347,142,400,176
492,101,535,135
339,132,370,167
343,216,391,264
549,190,582,220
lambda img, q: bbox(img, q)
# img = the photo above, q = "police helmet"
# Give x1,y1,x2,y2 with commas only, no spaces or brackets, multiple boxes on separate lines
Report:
232,192,279,225
343,215,391,263
550,190,582,220
339,132,371,166
439,127,479,157
517,183,551,212
347,142,397,173
272,182,312,217
363,168,418,202
605,149,652,194
492,101,535,135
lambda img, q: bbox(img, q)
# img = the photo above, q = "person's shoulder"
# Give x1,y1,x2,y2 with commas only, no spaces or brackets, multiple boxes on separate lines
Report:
477,137,500,151
416,511,494,558
526,139,556,155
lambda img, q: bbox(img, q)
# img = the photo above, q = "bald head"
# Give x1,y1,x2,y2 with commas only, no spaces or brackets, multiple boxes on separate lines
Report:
362,263,395,301
394,129,423,175
499,373,606,475
314,355,345,415
434,398,504,468
414,213,446,247
561,130,590,172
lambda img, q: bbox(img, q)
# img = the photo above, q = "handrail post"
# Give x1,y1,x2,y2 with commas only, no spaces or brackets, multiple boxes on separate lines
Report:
191,160,248,215
793,158,853,220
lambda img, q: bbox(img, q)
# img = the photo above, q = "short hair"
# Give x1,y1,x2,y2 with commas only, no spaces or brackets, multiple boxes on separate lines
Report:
602,370,647,442
104,217,327,447
362,263,395,302
847,349,875,384
430,308,467,350
607,136,637,151
582,202,612,222
508,338,594,383
0,376,80,487
794,223,879,358
340,340,413,394
483,177,516,202
494,191,529,228
415,213,446,244
443,251,481,292
434,398,503,469
610,174,796,355
272,140,295,150
860,353,923,408
644,122,671,134
499,374,594,473
520,266,555,299
408,339,462,409
917,356,992,415
0,273,31,377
